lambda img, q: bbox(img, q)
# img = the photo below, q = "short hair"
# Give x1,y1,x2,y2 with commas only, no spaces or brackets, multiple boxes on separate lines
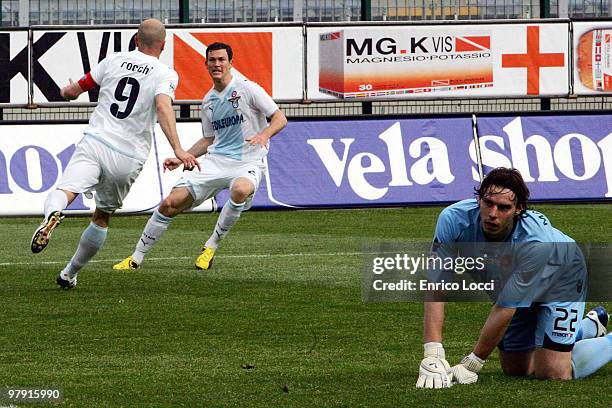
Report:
475,167,530,216
206,42,233,61
137,19,165,49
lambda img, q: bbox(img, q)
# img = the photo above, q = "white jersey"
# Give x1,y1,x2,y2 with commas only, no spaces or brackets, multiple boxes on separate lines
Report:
84,50,178,162
201,76,279,161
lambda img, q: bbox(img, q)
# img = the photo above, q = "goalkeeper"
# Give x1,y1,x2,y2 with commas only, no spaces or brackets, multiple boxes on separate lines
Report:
416,167,610,388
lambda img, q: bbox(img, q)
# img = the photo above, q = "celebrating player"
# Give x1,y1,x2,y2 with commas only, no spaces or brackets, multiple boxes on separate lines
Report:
30,19,199,289
113,42,287,271
416,167,610,388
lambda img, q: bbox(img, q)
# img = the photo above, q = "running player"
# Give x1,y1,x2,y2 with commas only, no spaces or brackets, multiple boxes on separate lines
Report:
31,18,199,289
113,42,287,271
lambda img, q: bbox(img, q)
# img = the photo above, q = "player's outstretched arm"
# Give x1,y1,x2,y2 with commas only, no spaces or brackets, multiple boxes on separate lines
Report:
187,137,214,158
416,302,453,388
246,110,288,147
155,94,200,171
163,137,214,172
450,304,517,384
424,301,445,343
473,304,516,359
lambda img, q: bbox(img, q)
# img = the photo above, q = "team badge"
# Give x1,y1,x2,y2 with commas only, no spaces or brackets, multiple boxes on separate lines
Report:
228,90,241,108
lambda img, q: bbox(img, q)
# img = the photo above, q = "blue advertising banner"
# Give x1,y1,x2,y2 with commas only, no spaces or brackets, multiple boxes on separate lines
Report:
476,114,612,201
3,115,610,216
242,117,477,208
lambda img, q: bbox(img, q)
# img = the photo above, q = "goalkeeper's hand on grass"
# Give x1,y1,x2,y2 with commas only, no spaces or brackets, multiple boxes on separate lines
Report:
416,342,453,389
450,353,485,385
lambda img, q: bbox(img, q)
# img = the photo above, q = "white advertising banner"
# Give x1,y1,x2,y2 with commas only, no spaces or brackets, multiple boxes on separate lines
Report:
0,122,215,216
307,23,569,100
0,30,29,105
572,21,612,95
29,26,303,104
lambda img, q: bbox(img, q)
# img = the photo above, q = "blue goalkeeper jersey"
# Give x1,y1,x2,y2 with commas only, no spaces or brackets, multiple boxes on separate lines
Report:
432,199,586,307
433,198,574,245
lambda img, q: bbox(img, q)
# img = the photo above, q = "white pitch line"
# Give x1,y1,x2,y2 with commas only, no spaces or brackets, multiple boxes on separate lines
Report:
0,251,369,267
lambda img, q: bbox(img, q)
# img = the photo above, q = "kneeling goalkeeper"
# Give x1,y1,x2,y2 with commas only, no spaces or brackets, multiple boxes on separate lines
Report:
416,168,610,388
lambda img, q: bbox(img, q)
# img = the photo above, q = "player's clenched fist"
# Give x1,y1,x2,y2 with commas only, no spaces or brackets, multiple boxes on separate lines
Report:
450,353,485,385
449,364,478,384
416,357,452,388
163,157,182,172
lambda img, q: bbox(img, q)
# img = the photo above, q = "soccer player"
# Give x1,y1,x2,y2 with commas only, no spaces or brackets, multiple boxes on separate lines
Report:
113,42,287,271
30,19,199,289
416,167,610,388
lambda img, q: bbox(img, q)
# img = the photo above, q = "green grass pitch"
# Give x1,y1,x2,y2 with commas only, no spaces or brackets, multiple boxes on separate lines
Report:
0,204,610,407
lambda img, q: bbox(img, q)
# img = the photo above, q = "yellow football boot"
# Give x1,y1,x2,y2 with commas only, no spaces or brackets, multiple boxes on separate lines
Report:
195,247,216,270
113,255,139,270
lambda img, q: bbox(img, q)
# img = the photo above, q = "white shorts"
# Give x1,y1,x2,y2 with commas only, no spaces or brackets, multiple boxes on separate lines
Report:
174,153,265,209
57,136,144,212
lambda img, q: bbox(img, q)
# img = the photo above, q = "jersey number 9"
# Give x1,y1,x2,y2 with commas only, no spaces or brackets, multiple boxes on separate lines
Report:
110,77,140,119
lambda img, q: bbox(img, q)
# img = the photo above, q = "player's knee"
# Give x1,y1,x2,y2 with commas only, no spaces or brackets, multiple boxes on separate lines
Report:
230,181,253,203
92,208,111,228
533,348,573,380
158,197,180,217
534,368,572,380
499,351,533,377
501,364,531,377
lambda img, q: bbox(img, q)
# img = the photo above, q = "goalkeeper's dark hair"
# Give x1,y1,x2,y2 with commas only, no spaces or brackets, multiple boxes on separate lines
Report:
206,42,233,61
475,167,530,217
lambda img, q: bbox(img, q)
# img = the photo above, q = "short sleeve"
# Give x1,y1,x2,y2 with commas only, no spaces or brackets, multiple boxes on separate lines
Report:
201,100,215,138
428,207,461,283
432,206,461,257
155,69,179,101
89,55,110,85
248,81,278,117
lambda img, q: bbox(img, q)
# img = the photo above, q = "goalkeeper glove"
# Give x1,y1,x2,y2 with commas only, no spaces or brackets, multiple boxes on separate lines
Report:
416,342,452,389
450,352,485,385
460,352,485,372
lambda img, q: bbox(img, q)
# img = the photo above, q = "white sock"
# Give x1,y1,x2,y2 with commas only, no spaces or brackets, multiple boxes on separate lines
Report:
571,334,612,379
63,222,107,278
205,199,245,249
44,190,68,219
132,209,173,264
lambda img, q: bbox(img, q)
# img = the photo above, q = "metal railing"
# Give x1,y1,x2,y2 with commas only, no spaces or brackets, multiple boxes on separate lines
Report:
2,0,610,27
2,97,612,122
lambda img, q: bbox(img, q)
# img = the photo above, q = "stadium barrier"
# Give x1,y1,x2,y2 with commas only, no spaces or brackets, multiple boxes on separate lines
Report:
1,19,612,107
1,112,609,215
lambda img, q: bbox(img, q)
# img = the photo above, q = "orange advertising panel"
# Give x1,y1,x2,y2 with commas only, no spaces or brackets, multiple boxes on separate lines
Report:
173,31,273,100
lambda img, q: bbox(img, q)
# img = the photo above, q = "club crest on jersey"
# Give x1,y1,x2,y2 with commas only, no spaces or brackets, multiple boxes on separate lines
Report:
228,90,241,108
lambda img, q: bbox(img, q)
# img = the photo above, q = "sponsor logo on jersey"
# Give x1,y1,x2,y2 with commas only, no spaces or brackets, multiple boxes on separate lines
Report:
212,114,245,130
